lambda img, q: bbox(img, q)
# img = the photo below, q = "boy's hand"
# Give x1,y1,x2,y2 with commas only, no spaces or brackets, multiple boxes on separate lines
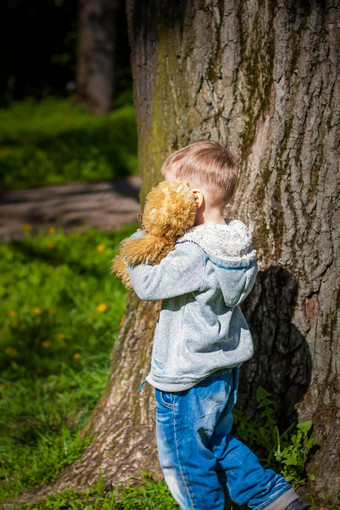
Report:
137,213,148,233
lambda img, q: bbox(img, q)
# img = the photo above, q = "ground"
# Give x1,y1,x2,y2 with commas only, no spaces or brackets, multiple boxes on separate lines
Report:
0,176,141,241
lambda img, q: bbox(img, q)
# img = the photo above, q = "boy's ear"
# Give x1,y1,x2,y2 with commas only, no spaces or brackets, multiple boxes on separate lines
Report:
192,188,204,208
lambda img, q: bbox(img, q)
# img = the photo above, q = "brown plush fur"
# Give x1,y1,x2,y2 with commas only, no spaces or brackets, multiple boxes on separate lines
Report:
112,180,196,289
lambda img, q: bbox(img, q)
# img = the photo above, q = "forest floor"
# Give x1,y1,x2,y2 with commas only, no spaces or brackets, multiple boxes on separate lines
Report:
0,176,141,241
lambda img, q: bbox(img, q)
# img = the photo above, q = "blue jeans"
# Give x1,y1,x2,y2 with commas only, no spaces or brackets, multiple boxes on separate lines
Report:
155,368,295,510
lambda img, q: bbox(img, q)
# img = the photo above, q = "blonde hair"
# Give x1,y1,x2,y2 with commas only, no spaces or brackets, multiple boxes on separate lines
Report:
161,140,238,207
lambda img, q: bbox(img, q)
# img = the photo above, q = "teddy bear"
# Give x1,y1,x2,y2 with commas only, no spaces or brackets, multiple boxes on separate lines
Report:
112,180,197,290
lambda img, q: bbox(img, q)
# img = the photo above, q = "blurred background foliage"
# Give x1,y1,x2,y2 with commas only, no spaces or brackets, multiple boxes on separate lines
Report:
0,98,137,189
0,0,137,190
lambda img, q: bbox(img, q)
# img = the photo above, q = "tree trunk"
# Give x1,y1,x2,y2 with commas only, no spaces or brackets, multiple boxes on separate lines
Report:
126,0,339,498
76,0,119,114
20,0,339,505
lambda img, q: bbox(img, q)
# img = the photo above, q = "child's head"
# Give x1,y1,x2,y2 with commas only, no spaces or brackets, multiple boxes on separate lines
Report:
161,140,238,208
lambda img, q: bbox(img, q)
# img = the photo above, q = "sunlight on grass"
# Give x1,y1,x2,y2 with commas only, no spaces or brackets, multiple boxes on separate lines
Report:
13,474,180,510
0,226,136,503
0,97,138,190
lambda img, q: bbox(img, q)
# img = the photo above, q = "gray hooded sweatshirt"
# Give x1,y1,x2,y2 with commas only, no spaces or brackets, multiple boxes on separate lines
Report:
127,220,257,392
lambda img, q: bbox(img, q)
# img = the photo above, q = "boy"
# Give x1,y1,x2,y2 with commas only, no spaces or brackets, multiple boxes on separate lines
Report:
127,140,309,510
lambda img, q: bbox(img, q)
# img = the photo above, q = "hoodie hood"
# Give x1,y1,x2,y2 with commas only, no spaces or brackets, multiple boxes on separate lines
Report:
179,220,256,263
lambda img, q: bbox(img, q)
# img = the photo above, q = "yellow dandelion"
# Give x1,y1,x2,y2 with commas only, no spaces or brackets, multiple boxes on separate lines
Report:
73,353,82,360
41,341,50,348
49,227,56,234
97,303,108,313
96,244,105,252
49,308,55,316
23,224,31,231
8,310,16,317
5,347,18,357
47,242,55,249
33,308,42,315
57,333,67,340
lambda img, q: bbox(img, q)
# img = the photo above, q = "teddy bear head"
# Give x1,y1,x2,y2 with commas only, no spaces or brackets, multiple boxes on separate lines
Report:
142,180,196,239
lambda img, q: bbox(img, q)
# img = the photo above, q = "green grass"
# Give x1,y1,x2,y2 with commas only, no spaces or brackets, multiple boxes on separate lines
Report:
12,474,181,510
0,225,138,503
0,96,138,190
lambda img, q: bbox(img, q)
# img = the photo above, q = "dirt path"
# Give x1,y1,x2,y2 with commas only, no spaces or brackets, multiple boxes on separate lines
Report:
0,176,141,241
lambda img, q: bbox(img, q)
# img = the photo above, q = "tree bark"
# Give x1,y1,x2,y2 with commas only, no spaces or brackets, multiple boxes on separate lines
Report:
19,0,339,505
125,0,339,499
76,0,120,114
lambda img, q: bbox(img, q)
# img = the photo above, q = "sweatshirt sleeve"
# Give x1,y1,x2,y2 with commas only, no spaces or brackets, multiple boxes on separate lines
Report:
127,241,206,301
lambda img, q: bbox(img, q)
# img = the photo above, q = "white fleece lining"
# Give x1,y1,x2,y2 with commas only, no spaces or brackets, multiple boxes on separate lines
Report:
180,220,254,260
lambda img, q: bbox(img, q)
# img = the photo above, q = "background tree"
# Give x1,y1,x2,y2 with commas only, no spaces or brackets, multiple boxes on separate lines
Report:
20,0,339,505
76,0,121,114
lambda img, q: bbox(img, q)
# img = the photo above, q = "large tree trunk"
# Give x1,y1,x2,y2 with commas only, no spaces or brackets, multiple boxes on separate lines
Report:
125,0,339,498
76,0,120,114
20,0,339,505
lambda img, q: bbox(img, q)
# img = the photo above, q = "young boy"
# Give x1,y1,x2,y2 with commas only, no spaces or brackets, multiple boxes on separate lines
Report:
127,140,309,510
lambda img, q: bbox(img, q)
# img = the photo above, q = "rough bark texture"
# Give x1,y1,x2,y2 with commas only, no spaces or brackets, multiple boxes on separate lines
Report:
126,0,340,499
19,0,339,505
76,0,119,114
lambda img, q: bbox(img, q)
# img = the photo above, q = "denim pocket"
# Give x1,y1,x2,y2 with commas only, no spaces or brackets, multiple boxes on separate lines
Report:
159,390,174,409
